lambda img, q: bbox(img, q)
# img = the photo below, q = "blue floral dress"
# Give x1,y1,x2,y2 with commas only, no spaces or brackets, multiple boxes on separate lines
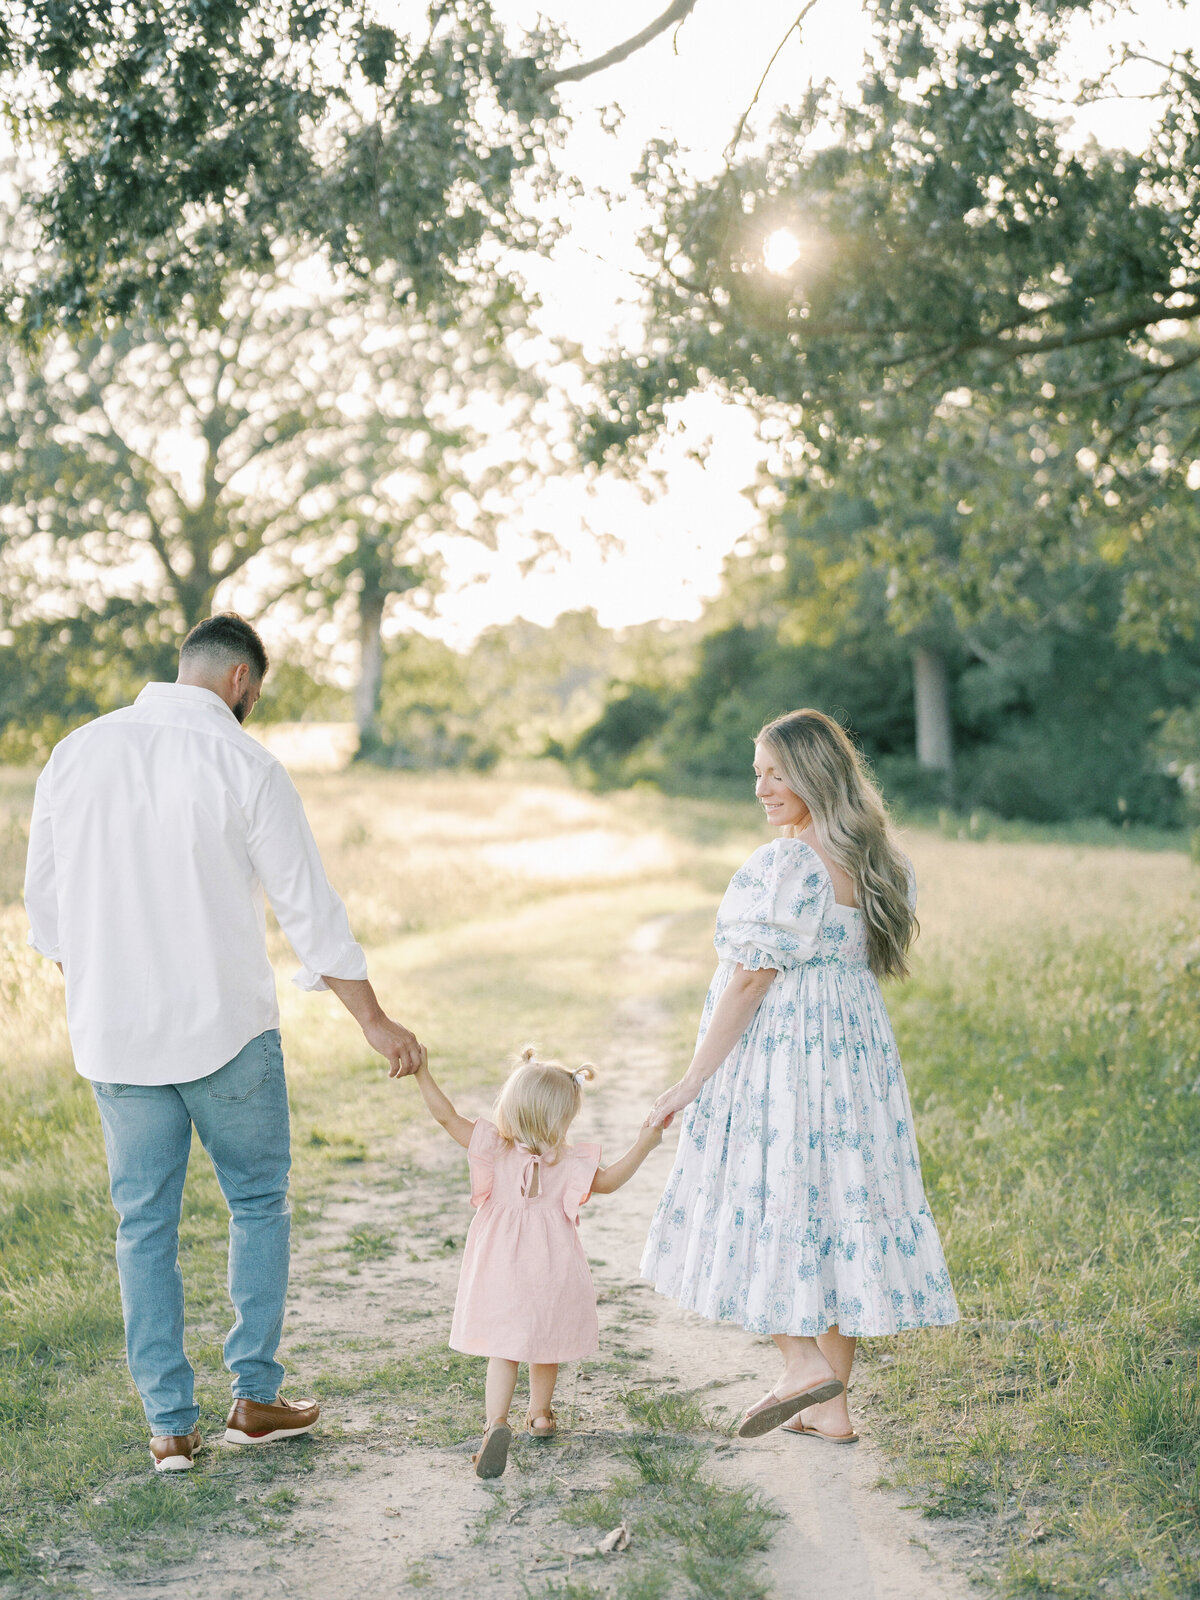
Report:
641,837,958,1337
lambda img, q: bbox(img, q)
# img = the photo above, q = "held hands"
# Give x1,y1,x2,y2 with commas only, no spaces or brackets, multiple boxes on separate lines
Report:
320,978,425,1078
645,1074,700,1130
362,1015,427,1078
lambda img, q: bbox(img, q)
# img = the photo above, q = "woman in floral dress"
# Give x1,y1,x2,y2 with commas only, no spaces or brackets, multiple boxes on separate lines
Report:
643,709,957,1441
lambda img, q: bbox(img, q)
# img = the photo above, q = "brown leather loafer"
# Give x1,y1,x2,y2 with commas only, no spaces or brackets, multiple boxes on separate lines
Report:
224,1392,319,1445
150,1429,202,1472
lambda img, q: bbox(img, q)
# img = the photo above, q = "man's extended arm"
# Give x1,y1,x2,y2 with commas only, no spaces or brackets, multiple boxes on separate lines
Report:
321,976,425,1077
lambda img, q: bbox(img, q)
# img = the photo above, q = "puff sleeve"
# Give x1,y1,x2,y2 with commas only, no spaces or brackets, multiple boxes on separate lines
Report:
466,1117,504,1208
713,839,833,973
561,1141,602,1224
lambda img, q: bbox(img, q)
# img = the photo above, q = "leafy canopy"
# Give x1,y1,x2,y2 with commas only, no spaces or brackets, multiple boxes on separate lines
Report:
1,0,567,331
590,0,1200,642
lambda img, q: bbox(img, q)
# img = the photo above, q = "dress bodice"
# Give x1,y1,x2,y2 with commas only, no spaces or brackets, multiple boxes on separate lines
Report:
465,1118,600,1223
712,838,912,978
807,903,871,973
713,838,868,975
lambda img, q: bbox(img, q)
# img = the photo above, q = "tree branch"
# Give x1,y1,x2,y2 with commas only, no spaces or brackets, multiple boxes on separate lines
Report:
139,505,177,585
1054,346,1200,403
538,0,700,88
860,295,1200,393
213,529,270,582
984,300,1200,362
725,2,819,161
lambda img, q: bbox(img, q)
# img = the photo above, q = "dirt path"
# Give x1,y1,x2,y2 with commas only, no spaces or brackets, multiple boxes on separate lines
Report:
88,917,975,1600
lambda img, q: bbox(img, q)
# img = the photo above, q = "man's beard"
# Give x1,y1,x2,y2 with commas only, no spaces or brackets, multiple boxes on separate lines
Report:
232,686,255,724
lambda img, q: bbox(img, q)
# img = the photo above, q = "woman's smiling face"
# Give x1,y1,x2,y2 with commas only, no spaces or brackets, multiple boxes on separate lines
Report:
753,740,810,829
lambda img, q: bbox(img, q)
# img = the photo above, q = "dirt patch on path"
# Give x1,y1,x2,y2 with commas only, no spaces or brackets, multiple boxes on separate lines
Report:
85,917,976,1600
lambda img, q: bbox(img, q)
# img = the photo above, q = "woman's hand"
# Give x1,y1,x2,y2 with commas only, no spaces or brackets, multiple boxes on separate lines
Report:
646,1075,700,1130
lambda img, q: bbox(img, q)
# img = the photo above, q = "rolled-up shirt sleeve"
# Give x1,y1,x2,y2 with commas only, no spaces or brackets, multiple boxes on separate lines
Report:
24,759,63,962
245,760,368,992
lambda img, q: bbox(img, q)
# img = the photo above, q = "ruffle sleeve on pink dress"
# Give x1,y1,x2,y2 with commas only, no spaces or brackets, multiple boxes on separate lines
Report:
466,1117,500,1208
449,1119,602,1364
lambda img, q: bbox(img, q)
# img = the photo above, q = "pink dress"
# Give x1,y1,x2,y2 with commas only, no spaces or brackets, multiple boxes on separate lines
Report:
449,1119,602,1364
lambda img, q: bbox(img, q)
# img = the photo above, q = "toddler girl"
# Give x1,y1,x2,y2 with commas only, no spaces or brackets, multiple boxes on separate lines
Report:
410,1046,662,1478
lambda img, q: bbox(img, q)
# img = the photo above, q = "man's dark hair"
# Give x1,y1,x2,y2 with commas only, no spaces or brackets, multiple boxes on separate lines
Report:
179,613,269,679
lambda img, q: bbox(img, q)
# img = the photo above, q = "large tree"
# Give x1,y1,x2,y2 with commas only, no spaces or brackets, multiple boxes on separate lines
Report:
0,0,703,744
0,259,535,736
587,0,1200,779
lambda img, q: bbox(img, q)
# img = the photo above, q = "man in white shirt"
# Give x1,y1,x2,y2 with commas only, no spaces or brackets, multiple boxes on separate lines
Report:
24,613,425,1472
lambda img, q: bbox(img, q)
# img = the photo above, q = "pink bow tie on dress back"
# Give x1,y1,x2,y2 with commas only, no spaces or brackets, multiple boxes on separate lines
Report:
517,1146,542,1199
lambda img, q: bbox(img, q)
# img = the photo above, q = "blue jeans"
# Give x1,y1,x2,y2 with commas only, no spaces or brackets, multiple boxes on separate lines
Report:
92,1029,291,1435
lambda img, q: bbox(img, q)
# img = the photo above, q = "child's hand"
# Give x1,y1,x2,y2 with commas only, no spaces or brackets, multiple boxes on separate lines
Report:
646,1075,698,1129
638,1121,664,1149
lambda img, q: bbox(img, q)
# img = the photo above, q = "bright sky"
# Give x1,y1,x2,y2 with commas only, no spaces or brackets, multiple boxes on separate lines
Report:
384,0,1192,649
388,0,876,647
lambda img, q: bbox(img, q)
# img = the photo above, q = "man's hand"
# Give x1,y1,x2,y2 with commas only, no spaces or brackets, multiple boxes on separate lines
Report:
321,975,426,1076
363,1016,426,1078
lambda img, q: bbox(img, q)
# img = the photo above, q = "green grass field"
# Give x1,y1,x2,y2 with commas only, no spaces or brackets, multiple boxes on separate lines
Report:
1,764,1198,1597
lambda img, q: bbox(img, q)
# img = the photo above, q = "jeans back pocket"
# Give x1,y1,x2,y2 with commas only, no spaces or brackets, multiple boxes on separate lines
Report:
92,1081,132,1098
206,1031,281,1103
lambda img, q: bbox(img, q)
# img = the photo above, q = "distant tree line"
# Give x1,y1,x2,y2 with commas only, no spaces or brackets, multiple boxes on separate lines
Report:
0,605,665,774
5,569,1197,828
569,501,1200,826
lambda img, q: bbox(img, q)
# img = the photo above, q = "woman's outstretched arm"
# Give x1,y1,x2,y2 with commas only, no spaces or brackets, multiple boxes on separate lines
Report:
646,964,778,1128
409,1061,475,1148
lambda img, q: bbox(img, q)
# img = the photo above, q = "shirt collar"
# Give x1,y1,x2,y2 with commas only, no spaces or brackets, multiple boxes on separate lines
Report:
135,682,240,724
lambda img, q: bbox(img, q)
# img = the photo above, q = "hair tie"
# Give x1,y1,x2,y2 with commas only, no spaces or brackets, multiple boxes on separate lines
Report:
573,1064,596,1086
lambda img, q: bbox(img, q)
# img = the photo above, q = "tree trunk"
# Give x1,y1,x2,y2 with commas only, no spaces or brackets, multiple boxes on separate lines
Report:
354,587,386,744
912,644,954,778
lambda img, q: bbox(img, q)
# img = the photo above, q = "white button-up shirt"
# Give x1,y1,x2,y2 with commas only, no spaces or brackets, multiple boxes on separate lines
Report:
23,682,368,1085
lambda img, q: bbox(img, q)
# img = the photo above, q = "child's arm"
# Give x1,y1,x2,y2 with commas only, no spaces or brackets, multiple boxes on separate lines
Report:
589,1123,663,1195
411,1061,475,1149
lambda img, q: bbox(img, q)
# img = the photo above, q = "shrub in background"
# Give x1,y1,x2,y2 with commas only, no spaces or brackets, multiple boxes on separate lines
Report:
0,603,351,763
953,618,1196,826
253,661,352,724
368,634,500,770
0,602,178,764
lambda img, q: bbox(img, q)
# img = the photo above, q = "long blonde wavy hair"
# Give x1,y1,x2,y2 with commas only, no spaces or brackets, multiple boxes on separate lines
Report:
756,710,917,980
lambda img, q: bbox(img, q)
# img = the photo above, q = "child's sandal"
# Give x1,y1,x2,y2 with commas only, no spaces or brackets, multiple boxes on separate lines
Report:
526,1409,557,1440
473,1420,513,1479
